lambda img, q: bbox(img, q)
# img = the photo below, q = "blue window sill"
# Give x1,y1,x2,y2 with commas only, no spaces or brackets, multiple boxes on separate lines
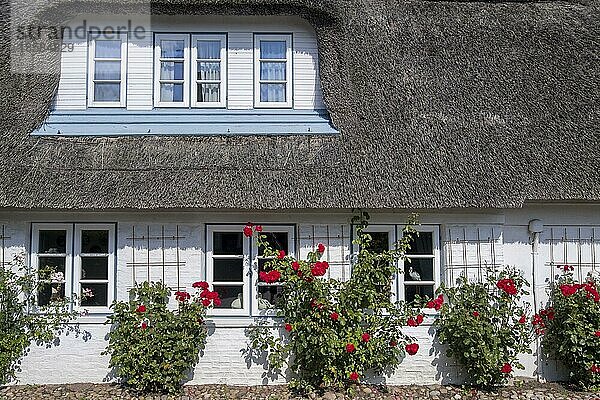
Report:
31,109,339,137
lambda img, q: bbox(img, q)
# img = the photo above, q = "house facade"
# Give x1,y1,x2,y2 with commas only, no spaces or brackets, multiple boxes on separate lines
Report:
1,0,599,386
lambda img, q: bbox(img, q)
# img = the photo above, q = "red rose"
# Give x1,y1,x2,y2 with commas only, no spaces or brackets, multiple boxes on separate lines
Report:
519,315,526,324
200,289,211,298
310,300,317,308
291,261,300,271
141,322,148,330
416,314,424,325
389,340,397,347
136,305,146,313
192,281,209,290
426,300,436,309
362,333,370,342
594,331,600,337
213,298,222,307
277,250,286,259
497,279,518,295
207,291,219,300
259,271,268,282
431,294,444,310
561,264,574,272
270,270,281,283
349,372,359,381
202,299,211,306
407,318,417,327
472,311,479,317
330,312,339,321
175,291,190,302
501,363,512,374
243,225,253,237
255,225,263,232
560,284,578,297
346,343,356,353
405,343,419,355
317,243,326,253
311,261,329,277
284,323,292,332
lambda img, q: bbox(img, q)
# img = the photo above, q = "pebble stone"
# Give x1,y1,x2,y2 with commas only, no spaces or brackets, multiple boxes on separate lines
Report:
0,382,599,400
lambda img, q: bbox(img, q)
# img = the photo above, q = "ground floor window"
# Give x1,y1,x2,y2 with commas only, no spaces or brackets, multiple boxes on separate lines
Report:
356,224,440,303
31,223,115,312
206,224,295,316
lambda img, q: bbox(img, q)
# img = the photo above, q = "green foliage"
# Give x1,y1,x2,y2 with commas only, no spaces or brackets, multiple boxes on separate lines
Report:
247,212,424,391
432,267,534,387
537,267,600,389
0,253,79,385
104,281,218,394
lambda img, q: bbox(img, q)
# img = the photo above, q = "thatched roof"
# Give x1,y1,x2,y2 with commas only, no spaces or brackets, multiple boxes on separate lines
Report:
0,0,599,210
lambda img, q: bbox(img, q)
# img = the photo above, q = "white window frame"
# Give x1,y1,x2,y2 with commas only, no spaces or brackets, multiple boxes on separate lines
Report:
254,34,293,108
154,33,190,108
251,225,295,316
31,224,73,311
398,225,441,303
206,225,251,316
356,225,399,302
74,224,116,313
191,34,227,108
87,32,128,108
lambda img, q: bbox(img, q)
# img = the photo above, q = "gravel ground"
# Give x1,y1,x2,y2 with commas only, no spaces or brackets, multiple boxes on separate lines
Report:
1,382,599,400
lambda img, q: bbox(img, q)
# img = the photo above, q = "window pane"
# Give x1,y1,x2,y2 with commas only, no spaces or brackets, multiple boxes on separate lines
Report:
38,230,66,254
404,258,434,282
197,62,220,81
365,232,389,253
80,283,108,307
160,83,183,102
260,83,286,103
81,230,109,253
94,83,121,102
94,61,121,80
38,257,66,280
258,285,283,309
95,40,121,58
197,84,220,103
160,40,185,58
213,232,243,255
258,232,289,257
212,285,243,309
81,257,108,280
405,232,433,255
260,41,286,59
160,61,184,80
404,285,434,303
38,283,65,306
213,258,243,282
198,40,221,59
260,62,286,81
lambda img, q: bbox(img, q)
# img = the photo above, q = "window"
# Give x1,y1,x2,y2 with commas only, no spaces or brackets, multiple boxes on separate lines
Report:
154,34,190,107
192,34,227,107
400,226,440,303
252,226,295,315
206,226,250,316
206,224,295,316
31,223,115,312
354,225,440,303
254,34,292,108
88,33,127,107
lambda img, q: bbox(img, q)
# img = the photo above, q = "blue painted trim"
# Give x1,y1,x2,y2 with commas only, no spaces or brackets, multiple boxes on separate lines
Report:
32,109,339,137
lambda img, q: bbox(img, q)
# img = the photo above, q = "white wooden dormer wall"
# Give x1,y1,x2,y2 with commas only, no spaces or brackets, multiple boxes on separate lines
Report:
33,15,337,136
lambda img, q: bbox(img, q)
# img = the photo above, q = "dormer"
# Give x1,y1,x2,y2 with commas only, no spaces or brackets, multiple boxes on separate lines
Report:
33,15,337,136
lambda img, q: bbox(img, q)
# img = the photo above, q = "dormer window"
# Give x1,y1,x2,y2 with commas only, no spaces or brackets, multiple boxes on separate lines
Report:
39,15,338,136
254,34,292,108
87,33,127,107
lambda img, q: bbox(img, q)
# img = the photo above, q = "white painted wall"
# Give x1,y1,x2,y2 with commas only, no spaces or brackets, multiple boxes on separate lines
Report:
3,205,599,385
53,15,324,111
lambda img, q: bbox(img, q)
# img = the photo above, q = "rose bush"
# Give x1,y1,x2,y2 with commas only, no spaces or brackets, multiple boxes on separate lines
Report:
104,281,219,393
247,213,425,391
430,267,534,387
0,253,80,385
535,265,600,389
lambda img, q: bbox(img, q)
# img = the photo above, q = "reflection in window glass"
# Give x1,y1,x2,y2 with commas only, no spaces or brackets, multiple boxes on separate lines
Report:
213,232,243,255
81,230,109,253
213,285,244,309
39,230,67,254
